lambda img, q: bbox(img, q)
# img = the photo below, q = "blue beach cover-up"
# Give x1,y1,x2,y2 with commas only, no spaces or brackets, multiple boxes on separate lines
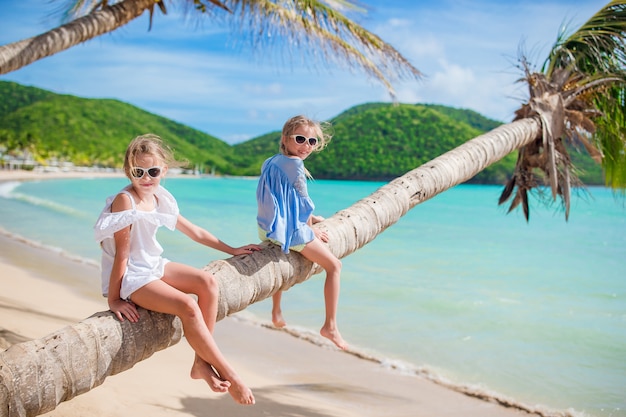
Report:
256,154,315,253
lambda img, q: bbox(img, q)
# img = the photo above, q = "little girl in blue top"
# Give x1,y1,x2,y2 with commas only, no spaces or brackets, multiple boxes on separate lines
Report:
256,115,347,350
94,134,260,404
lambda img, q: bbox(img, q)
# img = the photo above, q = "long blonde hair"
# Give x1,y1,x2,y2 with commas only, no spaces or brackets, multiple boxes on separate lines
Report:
123,134,184,178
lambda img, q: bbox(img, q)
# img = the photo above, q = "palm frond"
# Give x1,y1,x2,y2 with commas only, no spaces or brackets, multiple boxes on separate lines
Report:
544,1,626,76
502,1,626,220
545,1,626,189
219,0,423,97
62,0,115,20
594,88,626,190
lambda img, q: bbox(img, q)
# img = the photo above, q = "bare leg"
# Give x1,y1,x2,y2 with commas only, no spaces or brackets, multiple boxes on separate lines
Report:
300,240,348,350
159,263,228,392
163,265,228,390
272,291,287,328
132,266,255,405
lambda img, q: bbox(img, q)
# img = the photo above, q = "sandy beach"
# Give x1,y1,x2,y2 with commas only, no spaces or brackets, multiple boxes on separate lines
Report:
0,169,540,417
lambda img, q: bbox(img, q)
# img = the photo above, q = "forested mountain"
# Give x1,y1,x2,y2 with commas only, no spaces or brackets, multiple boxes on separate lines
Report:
0,81,604,184
317,103,509,182
0,81,233,171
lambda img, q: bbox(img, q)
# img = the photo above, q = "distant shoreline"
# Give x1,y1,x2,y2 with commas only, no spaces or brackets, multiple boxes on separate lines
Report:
0,168,124,182
0,168,260,183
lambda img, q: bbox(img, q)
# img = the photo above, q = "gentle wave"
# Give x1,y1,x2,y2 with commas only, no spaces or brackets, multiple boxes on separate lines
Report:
0,181,21,198
6,191,90,219
0,178,93,220
0,226,99,268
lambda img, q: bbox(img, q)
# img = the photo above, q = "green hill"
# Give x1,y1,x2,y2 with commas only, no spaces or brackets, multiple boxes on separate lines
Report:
227,130,282,176
0,81,603,184
0,81,233,172
0,81,56,118
314,103,513,182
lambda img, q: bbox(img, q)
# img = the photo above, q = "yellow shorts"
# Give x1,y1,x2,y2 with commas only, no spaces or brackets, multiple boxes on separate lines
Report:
258,227,305,252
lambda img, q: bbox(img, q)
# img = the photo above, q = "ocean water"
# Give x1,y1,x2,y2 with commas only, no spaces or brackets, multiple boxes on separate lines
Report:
0,176,624,417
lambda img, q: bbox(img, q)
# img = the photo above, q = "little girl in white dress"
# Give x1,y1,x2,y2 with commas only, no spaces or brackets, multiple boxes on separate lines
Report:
94,134,260,405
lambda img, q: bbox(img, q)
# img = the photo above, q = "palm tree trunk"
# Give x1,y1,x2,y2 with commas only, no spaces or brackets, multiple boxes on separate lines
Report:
212,117,542,319
0,309,181,417
0,0,154,75
0,117,541,417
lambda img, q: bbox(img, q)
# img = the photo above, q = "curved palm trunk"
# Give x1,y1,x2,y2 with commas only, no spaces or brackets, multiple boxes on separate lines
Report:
0,118,541,417
0,0,154,75
212,117,542,319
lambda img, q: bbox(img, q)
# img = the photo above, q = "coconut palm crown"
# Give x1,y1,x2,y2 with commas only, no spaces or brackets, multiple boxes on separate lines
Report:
499,0,626,221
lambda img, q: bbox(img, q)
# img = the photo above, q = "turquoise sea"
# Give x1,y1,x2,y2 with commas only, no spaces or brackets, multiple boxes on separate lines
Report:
0,176,624,417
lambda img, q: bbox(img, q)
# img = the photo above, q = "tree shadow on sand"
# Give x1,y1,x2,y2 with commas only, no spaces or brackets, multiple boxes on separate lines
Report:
162,383,404,417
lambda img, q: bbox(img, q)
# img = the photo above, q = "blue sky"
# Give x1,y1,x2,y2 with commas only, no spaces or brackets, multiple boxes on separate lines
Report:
0,0,607,144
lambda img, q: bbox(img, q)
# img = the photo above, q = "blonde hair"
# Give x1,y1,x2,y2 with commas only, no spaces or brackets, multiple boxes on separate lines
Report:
279,115,332,155
123,134,184,178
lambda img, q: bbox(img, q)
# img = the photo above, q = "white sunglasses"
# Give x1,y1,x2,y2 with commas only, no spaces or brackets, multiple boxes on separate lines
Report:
131,166,163,179
290,134,318,146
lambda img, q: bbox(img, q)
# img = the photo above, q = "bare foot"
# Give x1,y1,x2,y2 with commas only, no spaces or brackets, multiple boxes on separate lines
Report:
190,357,230,393
320,326,348,350
228,378,255,405
272,310,286,328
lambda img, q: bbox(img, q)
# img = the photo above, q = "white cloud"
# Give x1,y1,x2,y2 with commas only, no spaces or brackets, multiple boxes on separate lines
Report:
429,61,476,97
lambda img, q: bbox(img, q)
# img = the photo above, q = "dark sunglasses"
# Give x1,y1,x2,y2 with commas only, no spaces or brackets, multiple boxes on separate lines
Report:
131,166,163,179
291,134,318,146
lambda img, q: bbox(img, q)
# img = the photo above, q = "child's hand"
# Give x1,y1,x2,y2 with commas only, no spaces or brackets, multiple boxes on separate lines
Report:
232,244,262,256
314,228,329,243
110,298,139,323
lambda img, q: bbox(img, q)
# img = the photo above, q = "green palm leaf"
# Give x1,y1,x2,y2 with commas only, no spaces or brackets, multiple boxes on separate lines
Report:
500,0,626,220
544,0,626,190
